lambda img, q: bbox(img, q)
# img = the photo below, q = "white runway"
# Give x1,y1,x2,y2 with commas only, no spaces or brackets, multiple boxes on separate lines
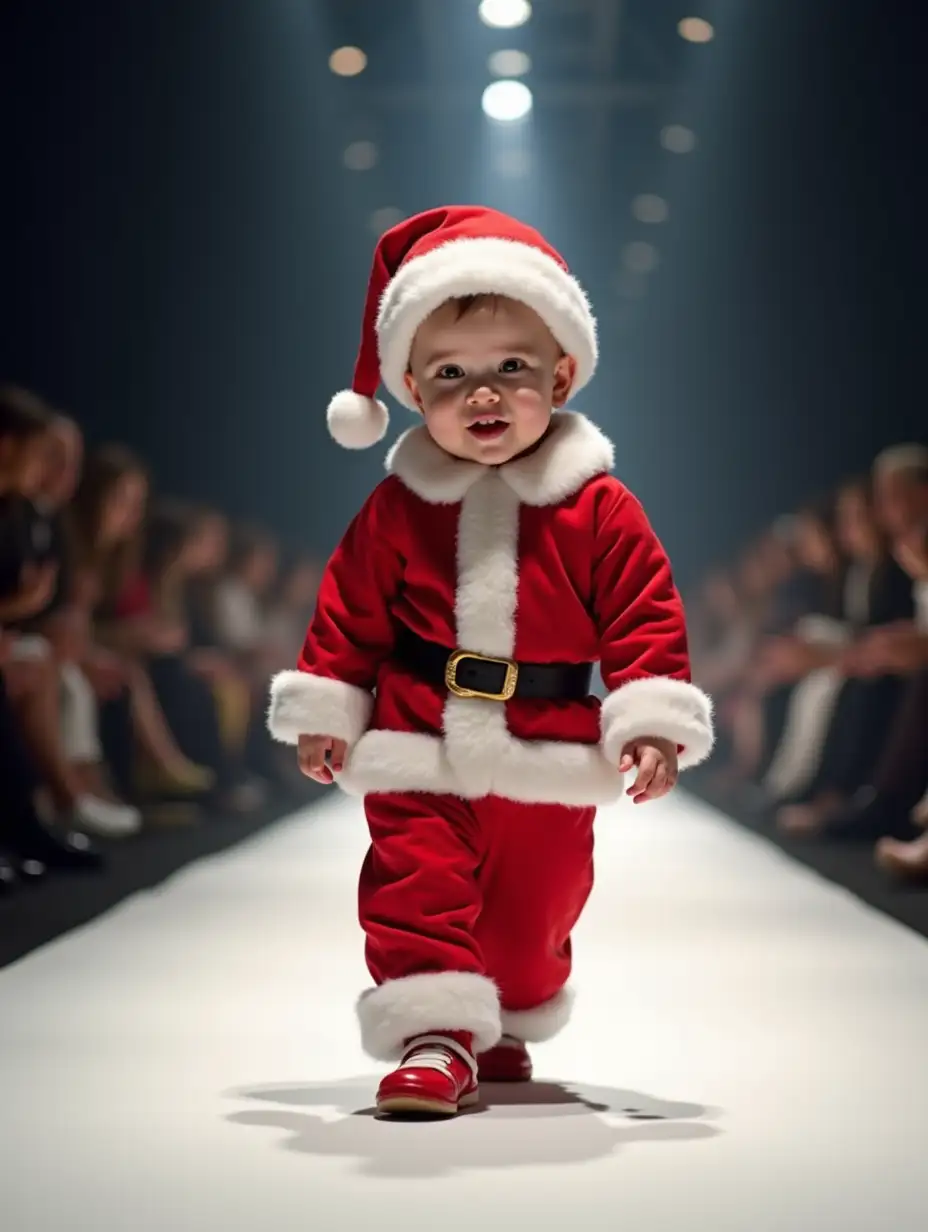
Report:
3,789,928,1231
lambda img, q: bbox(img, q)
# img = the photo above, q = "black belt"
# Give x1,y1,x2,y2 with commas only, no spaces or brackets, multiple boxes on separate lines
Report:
394,624,593,702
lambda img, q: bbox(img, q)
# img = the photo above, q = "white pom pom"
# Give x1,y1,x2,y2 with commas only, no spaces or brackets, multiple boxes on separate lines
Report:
326,391,390,450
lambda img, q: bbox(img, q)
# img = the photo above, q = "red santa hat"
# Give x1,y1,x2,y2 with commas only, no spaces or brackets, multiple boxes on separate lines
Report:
327,205,599,449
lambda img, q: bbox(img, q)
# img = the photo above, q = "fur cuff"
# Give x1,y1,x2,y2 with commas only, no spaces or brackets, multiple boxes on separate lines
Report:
601,677,714,770
501,987,575,1043
356,972,502,1060
266,670,373,746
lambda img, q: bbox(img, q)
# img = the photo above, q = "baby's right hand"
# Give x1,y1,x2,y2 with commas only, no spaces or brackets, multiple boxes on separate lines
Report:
298,734,348,784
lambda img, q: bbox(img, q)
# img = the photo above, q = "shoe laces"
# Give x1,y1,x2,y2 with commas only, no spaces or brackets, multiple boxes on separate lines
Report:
402,1033,478,1082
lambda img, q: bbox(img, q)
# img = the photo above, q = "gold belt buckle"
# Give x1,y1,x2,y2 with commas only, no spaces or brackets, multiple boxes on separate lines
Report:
445,649,519,701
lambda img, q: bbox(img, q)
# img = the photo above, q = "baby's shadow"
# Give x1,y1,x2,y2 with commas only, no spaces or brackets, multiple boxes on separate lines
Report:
225,1076,723,1178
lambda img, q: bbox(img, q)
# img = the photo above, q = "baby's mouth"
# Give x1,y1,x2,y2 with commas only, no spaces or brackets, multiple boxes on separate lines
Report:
467,417,509,440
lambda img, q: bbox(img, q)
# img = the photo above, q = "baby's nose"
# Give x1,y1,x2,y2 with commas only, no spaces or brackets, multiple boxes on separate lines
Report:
466,385,500,405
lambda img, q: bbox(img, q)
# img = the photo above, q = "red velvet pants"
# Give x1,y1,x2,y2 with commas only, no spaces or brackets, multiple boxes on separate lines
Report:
356,791,596,1056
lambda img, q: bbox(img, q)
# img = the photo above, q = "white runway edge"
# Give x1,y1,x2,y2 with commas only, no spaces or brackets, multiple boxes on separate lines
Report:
3,790,928,1232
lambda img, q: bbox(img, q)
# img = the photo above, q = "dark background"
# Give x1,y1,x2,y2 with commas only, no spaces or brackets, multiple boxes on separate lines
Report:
1,0,922,588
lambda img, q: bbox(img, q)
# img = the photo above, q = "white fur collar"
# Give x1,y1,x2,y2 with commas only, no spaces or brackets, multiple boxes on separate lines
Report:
385,411,614,507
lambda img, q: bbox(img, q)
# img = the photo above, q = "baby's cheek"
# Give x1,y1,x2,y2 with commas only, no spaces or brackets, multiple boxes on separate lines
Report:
425,388,461,415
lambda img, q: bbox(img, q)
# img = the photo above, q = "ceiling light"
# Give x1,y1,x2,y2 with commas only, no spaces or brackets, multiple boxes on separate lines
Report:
482,80,533,121
488,49,531,77
343,141,378,171
632,194,669,224
329,46,367,76
479,0,532,30
660,124,697,153
677,17,714,43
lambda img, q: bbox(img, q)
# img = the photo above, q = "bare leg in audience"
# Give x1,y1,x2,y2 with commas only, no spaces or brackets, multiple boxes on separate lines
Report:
124,661,215,792
3,656,82,814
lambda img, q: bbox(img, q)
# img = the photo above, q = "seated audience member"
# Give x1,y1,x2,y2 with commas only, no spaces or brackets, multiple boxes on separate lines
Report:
211,523,281,672
764,478,915,829
0,387,103,871
783,445,928,841
21,411,143,836
874,523,928,877
112,496,262,813
695,541,789,790
179,504,252,753
69,444,216,801
731,499,845,796
0,391,140,836
192,516,303,788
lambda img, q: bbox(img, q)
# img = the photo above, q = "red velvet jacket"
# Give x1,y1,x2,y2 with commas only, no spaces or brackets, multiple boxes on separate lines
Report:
268,412,713,806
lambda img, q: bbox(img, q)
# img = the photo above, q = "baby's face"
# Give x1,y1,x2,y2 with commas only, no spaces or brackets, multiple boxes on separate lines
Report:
404,296,576,465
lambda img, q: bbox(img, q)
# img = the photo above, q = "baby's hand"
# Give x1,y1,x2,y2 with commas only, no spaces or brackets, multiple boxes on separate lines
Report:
618,736,678,804
298,734,348,784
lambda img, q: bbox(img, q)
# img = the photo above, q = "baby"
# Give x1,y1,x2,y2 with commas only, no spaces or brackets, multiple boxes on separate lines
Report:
269,205,714,1117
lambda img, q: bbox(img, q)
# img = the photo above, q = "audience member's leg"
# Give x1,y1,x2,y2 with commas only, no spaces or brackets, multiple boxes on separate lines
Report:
59,663,141,835
869,670,928,808
834,670,928,844
827,676,906,800
97,684,136,801
146,655,259,811
4,651,83,815
777,676,904,835
0,671,103,870
124,660,214,793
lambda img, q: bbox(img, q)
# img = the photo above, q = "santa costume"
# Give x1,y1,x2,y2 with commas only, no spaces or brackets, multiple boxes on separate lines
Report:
268,206,714,1115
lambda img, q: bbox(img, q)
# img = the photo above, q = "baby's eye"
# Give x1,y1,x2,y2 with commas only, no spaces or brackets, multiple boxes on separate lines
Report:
499,358,525,374
436,364,465,380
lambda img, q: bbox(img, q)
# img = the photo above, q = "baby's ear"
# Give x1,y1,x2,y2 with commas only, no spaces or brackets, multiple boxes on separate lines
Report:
404,370,424,411
552,354,578,407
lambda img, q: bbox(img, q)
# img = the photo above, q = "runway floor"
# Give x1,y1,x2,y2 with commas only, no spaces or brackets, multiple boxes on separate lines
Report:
3,788,927,1231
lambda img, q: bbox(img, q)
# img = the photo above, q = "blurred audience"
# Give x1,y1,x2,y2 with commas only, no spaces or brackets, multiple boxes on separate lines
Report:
0,384,320,898
689,439,928,887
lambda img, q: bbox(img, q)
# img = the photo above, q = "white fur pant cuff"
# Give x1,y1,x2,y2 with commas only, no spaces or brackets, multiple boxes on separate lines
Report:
356,971,502,1060
501,987,575,1043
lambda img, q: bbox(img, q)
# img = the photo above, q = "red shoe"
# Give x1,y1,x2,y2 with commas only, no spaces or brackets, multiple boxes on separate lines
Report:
376,1032,479,1117
477,1034,532,1082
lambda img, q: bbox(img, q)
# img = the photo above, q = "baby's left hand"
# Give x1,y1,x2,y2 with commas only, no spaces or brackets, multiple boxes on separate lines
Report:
618,736,679,804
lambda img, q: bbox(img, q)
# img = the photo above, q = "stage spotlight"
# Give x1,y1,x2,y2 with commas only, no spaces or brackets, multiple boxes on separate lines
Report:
488,49,531,77
482,80,533,122
479,0,532,30
677,17,714,43
660,124,697,153
329,46,367,76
